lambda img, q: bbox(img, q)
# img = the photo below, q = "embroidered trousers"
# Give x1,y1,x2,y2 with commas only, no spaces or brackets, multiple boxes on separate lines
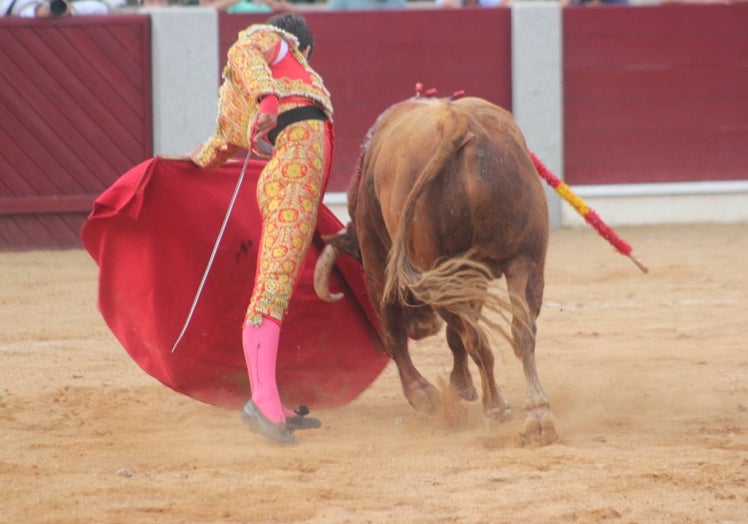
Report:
245,118,334,326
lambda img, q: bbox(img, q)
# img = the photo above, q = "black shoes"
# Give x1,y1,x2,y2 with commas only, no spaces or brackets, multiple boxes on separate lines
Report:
286,404,322,430
241,400,297,445
241,401,322,444
286,414,322,430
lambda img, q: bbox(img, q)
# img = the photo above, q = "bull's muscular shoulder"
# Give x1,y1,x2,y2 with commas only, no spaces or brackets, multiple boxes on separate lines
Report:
373,96,519,140
366,96,525,168
454,97,524,139
366,98,448,157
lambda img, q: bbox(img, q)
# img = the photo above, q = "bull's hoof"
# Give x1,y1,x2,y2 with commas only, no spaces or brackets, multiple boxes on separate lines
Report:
521,409,557,446
484,403,513,428
407,383,441,415
449,372,477,402
454,384,478,402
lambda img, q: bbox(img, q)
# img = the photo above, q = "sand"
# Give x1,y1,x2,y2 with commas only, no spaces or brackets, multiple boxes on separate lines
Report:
1,223,746,523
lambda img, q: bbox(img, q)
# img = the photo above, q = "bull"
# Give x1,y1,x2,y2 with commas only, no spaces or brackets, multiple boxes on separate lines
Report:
315,93,556,444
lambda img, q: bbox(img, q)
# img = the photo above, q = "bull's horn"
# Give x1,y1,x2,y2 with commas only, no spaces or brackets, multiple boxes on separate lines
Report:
314,243,344,302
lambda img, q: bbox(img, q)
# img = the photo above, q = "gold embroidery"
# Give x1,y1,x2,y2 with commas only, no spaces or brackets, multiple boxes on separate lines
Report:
191,25,333,169
245,119,328,326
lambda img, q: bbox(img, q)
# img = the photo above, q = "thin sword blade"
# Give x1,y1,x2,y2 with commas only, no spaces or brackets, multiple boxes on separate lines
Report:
170,151,252,353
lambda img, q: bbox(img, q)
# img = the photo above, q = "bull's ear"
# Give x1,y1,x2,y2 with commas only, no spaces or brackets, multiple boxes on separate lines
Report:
322,230,361,261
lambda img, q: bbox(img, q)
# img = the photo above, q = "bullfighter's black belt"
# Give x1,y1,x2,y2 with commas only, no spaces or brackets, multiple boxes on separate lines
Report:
267,105,328,146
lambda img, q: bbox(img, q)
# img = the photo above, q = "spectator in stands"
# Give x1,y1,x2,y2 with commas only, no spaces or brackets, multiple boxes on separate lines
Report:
328,0,406,10
145,0,293,11
567,0,628,5
199,0,293,12
436,0,507,7
2,0,108,15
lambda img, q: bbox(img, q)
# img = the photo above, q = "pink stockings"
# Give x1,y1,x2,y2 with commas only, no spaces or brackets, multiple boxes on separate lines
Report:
241,318,296,424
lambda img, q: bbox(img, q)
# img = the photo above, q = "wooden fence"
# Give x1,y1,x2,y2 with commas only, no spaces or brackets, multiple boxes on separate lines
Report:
1,4,746,249
0,15,152,249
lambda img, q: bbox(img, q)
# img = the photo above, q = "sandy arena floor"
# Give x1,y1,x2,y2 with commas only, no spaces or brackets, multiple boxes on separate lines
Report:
1,223,746,523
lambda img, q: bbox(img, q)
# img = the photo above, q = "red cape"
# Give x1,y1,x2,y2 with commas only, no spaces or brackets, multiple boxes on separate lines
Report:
81,157,389,410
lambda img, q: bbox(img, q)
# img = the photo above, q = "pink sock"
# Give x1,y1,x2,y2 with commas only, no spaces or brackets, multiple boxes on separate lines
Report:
242,319,285,424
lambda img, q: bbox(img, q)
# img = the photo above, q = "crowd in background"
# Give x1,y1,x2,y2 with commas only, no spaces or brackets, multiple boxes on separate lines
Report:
125,0,748,10
3,0,746,20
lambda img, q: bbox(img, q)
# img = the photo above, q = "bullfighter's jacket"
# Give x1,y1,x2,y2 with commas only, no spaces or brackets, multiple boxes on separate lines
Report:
191,24,333,168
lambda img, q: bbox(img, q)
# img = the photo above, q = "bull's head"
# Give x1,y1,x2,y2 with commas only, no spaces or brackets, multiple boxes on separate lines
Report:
313,224,361,302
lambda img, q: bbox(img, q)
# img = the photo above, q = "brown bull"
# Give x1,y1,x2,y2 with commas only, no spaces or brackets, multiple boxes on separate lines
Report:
315,94,556,444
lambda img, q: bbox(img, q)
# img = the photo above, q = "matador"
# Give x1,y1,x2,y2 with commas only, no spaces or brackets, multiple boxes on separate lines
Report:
190,13,334,444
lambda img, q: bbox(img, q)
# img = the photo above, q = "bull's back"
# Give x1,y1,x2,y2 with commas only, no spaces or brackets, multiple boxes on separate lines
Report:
452,98,548,261
364,99,447,226
361,97,548,268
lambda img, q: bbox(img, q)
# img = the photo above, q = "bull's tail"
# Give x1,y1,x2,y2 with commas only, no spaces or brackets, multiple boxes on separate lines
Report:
404,252,528,352
382,104,473,306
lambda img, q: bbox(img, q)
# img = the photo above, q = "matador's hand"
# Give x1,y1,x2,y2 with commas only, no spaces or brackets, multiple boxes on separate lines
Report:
253,112,277,139
251,94,279,145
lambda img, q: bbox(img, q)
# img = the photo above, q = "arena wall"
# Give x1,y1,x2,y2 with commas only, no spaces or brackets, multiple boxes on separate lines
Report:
1,3,746,249
0,15,152,249
561,3,748,226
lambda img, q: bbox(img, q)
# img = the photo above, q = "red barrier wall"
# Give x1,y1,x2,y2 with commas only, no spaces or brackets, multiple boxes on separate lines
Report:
1,6,745,249
563,3,748,185
0,15,152,249
220,9,513,192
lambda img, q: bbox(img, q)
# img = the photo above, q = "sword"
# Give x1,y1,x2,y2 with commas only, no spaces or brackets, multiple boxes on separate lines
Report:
170,150,253,354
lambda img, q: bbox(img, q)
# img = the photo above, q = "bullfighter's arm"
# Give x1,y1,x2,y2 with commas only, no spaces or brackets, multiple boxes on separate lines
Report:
189,28,283,168
189,133,241,169
230,29,283,105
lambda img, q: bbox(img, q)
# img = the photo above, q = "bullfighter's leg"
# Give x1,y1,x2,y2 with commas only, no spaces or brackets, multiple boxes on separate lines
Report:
505,260,557,445
440,310,512,422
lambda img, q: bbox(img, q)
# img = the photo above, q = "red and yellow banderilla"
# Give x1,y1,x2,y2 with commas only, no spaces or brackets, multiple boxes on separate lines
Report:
529,151,649,274
413,83,648,274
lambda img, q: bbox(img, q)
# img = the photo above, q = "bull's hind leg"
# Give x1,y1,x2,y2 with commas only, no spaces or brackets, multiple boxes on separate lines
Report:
355,205,441,414
440,311,512,422
445,327,478,401
506,260,557,445
384,304,441,414
405,299,443,341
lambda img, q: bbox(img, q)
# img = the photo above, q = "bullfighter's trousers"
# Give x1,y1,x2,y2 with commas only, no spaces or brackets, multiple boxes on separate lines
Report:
245,118,334,327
